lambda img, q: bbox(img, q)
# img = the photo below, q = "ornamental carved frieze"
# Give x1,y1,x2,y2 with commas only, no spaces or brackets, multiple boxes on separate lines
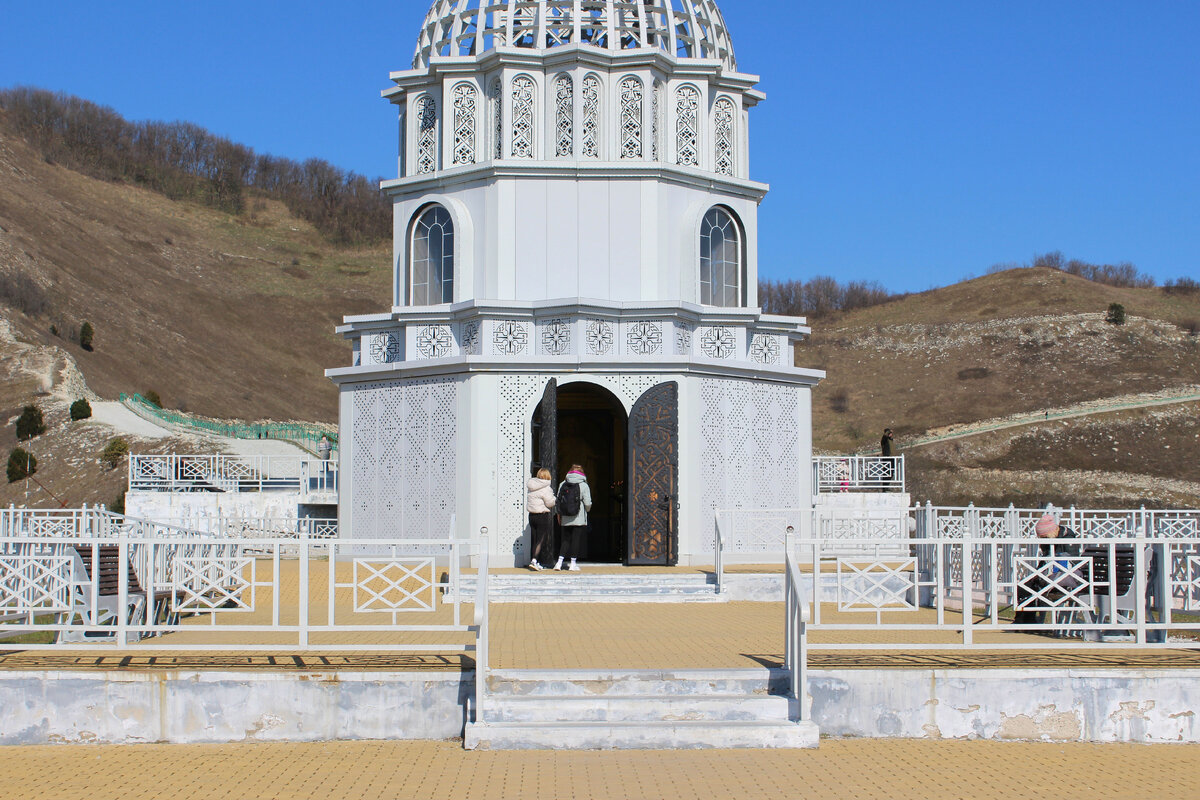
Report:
416,325,453,359
541,319,572,355
493,321,529,356
369,332,401,364
586,320,614,356
627,321,663,356
700,326,735,359
461,321,481,355
675,323,693,354
749,334,781,365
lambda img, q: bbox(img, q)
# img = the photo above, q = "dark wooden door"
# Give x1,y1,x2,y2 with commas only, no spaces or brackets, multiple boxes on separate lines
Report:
537,378,557,479
627,381,679,566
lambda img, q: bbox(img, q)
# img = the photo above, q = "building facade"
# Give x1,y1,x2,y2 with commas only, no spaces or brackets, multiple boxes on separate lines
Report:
327,0,824,565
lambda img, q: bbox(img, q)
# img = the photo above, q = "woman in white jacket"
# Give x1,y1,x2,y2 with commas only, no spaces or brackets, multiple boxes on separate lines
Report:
526,468,556,570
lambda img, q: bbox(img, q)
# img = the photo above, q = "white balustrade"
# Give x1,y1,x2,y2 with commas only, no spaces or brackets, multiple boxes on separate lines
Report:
812,456,904,494
128,455,338,495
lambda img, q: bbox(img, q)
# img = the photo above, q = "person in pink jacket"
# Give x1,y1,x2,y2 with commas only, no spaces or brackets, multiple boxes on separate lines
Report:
526,467,556,570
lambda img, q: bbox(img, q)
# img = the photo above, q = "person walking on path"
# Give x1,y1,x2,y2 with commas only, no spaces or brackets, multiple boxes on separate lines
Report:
553,464,592,571
526,468,556,571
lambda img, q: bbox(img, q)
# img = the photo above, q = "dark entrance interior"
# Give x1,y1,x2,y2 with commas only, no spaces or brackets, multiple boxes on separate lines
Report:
531,382,628,563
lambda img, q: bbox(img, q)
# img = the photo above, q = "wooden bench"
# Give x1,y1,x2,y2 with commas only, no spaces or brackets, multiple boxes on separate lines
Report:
58,545,178,643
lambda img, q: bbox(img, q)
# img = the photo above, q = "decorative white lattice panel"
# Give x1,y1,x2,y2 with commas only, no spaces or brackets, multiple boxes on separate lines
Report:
0,555,71,612
173,554,255,612
1014,557,1094,612
511,75,535,158
452,83,477,165
837,558,917,611
416,95,438,174
499,376,546,560
620,77,643,159
1181,554,1200,612
555,74,573,157
353,559,435,612
581,74,601,158
675,85,699,166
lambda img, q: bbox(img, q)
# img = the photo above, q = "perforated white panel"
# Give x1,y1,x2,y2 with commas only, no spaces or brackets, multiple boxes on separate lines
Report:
699,378,800,551
498,375,546,560
348,378,458,540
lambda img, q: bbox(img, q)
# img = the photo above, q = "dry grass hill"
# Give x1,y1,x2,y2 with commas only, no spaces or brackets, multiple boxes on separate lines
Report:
1,120,1198,511
804,269,1200,507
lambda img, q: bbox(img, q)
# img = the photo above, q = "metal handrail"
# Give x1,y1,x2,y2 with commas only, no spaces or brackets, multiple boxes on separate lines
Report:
713,510,725,594
783,526,810,721
473,527,490,726
813,455,905,494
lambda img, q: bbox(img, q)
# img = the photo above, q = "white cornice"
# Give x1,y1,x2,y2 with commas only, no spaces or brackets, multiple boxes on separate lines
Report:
380,162,768,201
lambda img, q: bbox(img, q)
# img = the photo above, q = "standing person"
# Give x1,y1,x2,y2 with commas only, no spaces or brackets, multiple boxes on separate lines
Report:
880,428,894,457
526,468,556,571
1013,513,1079,626
553,464,592,571
317,435,333,482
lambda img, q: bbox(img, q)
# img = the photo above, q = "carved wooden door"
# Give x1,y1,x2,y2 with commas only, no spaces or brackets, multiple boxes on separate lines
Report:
537,379,557,480
627,381,679,566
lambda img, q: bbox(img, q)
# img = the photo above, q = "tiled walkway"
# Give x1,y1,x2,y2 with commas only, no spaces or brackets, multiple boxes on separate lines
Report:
1,738,1197,800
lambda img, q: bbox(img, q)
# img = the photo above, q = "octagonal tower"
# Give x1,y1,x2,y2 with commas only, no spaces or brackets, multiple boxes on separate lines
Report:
328,0,824,566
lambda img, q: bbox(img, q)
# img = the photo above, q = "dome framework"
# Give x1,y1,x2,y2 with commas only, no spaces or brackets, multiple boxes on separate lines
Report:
414,0,737,71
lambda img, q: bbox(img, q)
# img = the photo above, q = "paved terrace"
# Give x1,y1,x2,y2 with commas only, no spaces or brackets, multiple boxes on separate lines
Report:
2,562,1199,671
1,739,1197,800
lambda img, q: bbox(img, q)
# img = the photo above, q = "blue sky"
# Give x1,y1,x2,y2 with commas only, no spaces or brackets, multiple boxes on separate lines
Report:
1,1,1197,292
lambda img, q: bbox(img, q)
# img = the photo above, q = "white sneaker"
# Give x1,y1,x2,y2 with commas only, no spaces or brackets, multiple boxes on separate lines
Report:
529,560,543,571
568,559,581,571
553,557,564,571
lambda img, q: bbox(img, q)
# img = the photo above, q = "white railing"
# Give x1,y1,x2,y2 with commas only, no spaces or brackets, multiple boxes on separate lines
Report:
713,510,725,593
813,456,904,494
473,527,490,726
0,510,487,652
915,503,1200,541
128,455,338,495
784,532,1197,648
783,526,810,721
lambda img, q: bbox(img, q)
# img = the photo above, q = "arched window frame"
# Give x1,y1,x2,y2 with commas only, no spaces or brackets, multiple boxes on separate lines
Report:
713,95,736,176
510,73,537,159
415,93,439,174
451,81,478,166
580,73,602,159
408,204,455,306
698,206,745,308
490,77,503,160
553,73,574,157
618,75,644,159
674,83,701,167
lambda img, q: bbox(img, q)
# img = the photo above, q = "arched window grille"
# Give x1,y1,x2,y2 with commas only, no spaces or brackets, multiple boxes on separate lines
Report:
490,79,503,159
675,85,699,167
555,74,574,157
581,75,601,158
511,75,535,158
699,207,743,307
714,97,735,176
651,80,662,160
619,77,643,159
416,95,439,174
452,83,477,166
410,205,454,305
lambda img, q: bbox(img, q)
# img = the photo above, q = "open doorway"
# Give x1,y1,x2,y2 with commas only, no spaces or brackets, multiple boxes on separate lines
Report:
531,382,628,563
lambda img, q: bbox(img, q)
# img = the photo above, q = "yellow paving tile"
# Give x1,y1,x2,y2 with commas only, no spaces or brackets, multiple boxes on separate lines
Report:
0,738,1197,800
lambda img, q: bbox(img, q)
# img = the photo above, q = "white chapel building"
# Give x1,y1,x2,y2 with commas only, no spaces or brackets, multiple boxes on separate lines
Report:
326,0,824,566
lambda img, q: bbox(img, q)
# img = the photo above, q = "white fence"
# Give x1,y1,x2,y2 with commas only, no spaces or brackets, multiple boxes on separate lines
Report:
813,456,904,494
129,454,338,495
0,508,488,654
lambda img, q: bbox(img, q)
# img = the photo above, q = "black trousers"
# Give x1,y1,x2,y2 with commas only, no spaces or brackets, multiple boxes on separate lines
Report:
528,513,554,562
559,523,586,561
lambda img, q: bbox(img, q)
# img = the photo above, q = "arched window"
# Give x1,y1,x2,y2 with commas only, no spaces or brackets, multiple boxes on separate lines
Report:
699,207,743,307
713,97,735,176
511,75,536,158
675,85,700,167
554,74,574,157
451,83,477,166
581,74,601,158
619,77,644,159
410,205,454,305
416,95,438,174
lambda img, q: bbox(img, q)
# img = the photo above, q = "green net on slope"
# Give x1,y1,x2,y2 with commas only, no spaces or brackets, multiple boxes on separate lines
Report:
120,393,337,452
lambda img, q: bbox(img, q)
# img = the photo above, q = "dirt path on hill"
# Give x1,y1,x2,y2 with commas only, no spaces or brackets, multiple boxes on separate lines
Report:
900,385,1200,450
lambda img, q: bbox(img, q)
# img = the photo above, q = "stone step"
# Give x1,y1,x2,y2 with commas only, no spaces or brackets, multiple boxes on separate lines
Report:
464,719,819,750
449,573,724,602
486,668,789,697
484,694,793,724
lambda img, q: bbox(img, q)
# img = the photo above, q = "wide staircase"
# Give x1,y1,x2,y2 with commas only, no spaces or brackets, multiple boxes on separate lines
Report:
465,668,817,750
452,572,723,602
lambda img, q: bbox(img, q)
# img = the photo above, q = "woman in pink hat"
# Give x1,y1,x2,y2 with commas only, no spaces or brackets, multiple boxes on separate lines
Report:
1012,512,1079,626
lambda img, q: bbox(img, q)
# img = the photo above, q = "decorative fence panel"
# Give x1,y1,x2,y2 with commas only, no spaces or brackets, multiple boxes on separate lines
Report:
129,455,337,495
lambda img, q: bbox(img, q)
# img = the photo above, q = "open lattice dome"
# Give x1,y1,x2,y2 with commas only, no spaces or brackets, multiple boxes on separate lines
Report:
414,0,737,70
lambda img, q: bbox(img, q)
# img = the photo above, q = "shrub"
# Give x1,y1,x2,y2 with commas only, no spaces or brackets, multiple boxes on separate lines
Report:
100,438,130,470
1182,319,1200,336
1163,277,1200,296
6,449,37,483
79,321,94,351
957,367,991,380
143,390,162,408
69,398,92,421
1105,303,1126,326
110,488,126,515
15,405,46,440
829,389,850,414
0,269,49,316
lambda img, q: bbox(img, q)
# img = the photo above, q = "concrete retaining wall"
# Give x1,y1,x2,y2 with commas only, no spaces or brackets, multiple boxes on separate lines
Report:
1,667,1196,745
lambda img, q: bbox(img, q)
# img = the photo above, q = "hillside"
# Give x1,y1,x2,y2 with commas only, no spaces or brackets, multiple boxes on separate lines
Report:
0,132,391,424
803,268,1200,507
